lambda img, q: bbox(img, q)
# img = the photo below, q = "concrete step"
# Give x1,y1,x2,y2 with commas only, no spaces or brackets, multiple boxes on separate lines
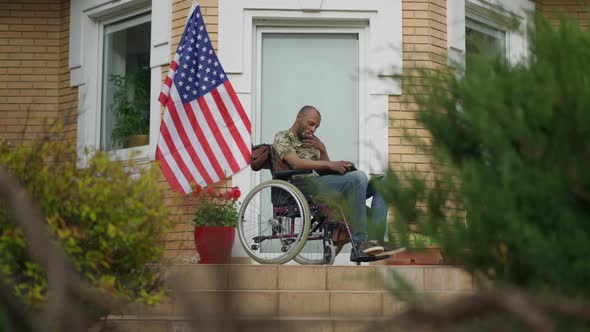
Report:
162,264,473,292
104,316,403,332
105,264,474,332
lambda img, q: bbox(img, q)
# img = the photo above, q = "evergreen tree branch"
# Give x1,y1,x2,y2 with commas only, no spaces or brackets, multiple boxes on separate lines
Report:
372,287,590,332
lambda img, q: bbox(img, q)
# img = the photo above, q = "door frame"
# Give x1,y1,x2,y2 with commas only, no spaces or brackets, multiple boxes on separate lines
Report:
225,3,401,259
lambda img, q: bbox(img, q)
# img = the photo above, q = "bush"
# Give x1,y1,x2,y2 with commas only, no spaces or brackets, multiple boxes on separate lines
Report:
382,15,590,302
0,135,171,307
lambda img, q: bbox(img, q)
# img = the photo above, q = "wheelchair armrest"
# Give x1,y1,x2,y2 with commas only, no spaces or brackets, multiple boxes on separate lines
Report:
273,169,312,180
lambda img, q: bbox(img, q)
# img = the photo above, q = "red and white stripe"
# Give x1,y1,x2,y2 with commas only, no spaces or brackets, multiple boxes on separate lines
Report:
156,57,251,193
158,54,179,106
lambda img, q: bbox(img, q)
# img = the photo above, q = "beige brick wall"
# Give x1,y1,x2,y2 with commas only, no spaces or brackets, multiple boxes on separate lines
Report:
0,0,67,143
535,0,590,29
389,0,447,178
385,0,449,237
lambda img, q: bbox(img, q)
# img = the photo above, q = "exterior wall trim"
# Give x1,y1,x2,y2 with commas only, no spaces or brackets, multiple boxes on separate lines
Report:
218,0,402,96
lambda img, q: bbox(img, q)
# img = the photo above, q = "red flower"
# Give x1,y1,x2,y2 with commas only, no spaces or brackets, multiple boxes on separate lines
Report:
231,187,241,201
206,186,217,196
191,184,203,196
189,184,241,227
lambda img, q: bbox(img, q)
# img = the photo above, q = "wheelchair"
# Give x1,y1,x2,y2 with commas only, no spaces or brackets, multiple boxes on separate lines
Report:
237,144,349,265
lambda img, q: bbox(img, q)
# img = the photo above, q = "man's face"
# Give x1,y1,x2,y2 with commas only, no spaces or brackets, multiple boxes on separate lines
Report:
295,110,321,140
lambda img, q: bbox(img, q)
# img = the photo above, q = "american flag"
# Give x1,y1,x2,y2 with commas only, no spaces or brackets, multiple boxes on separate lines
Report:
157,3,251,194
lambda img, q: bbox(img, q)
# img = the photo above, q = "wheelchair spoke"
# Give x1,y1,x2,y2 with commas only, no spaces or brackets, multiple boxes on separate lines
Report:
237,180,311,264
293,228,327,265
292,216,341,265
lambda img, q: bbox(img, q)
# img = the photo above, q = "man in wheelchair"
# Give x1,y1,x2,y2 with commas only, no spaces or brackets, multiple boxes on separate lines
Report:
273,105,406,263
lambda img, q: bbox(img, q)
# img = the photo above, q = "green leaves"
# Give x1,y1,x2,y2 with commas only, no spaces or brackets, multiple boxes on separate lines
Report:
190,185,241,228
108,67,151,147
0,135,171,307
385,14,590,301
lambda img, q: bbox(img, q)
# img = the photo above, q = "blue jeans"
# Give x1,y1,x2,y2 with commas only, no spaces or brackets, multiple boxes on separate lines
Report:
310,170,388,242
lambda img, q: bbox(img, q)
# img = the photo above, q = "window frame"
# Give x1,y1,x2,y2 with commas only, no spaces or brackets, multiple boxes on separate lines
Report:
98,11,152,154
465,15,508,58
447,0,534,71
69,0,171,166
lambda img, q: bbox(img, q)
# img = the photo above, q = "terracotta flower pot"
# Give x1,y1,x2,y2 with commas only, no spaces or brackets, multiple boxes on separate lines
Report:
440,248,470,265
384,248,443,265
127,134,149,147
194,226,235,264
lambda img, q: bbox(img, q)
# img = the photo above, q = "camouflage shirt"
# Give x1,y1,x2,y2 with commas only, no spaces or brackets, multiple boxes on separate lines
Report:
273,130,320,162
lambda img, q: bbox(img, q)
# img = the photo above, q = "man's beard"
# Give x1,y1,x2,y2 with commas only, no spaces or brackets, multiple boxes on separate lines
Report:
295,122,306,140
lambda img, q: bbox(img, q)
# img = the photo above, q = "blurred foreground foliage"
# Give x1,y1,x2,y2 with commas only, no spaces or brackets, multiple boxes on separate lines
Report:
381,13,590,323
0,130,171,309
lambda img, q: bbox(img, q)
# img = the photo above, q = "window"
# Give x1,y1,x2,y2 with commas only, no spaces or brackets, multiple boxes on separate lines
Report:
101,14,151,151
69,0,171,163
446,0,533,71
465,16,506,62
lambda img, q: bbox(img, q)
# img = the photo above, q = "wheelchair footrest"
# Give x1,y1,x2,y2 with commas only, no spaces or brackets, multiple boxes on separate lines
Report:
350,254,389,263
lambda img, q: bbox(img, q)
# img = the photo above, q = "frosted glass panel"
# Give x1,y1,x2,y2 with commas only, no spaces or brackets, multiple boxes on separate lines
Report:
260,33,359,165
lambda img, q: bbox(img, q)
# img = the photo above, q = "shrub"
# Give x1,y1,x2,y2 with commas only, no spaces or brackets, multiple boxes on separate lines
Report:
382,16,590,302
0,135,171,307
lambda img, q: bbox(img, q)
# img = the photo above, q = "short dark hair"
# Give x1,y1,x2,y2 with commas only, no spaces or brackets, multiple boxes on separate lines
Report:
298,105,321,119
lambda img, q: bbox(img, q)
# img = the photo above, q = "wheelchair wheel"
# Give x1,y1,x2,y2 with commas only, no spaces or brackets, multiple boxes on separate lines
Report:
292,216,326,265
293,241,343,265
292,217,340,265
293,216,344,265
238,180,311,264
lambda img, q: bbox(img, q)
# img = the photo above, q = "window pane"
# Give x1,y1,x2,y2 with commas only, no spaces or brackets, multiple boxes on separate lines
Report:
465,17,506,67
101,15,151,150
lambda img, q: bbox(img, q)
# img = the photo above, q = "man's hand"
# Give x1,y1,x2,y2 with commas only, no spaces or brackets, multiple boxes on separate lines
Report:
327,161,354,174
302,134,326,153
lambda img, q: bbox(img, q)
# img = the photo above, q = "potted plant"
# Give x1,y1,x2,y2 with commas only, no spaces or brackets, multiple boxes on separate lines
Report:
385,233,444,265
190,185,241,264
108,66,150,148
